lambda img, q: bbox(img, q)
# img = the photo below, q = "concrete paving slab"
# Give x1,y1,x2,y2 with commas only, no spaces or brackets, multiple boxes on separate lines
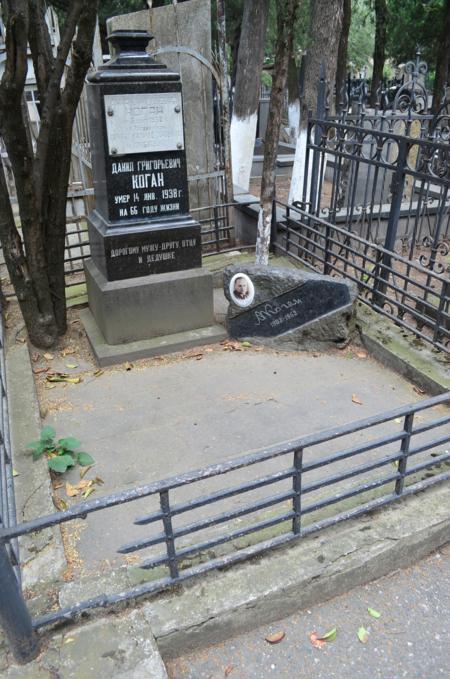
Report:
37,345,449,577
3,609,168,679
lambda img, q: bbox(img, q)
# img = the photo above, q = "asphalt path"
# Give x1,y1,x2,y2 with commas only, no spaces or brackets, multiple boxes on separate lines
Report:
166,544,450,679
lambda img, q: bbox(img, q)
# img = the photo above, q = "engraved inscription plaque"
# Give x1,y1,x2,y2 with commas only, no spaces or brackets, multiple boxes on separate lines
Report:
104,92,184,156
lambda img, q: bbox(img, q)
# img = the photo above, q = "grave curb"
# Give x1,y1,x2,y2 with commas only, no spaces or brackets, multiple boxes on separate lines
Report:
357,304,450,395
145,481,450,659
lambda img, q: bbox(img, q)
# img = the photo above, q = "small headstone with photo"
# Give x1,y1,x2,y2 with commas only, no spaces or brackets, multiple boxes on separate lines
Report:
224,265,358,349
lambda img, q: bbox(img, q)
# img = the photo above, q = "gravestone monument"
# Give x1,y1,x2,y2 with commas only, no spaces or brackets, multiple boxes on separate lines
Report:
224,265,358,349
81,30,225,365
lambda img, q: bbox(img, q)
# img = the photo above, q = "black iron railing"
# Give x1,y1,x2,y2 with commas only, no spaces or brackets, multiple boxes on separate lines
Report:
274,199,450,354
0,392,449,662
0,304,19,580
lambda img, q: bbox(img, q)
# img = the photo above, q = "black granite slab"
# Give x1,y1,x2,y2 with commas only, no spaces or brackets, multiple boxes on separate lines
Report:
88,211,201,281
228,280,351,339
106,151,188,222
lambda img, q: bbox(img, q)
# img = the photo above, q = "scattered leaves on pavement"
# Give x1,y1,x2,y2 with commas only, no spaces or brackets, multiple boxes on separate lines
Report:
224,665,234,677
352,394,363,405
309,632,326,648
46,373,82,385
43,353,54,361
53,496,68,512
265,631,285,644
357,626,369,643
368,607,381,619
309,628,337,648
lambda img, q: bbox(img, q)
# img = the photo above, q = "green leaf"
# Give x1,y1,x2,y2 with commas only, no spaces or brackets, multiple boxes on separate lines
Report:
58,437,81,451
357,626,369,643
40,426,55,442
48,455,74,473
319,627,337,641
241,341,252,348
368,607,381,619
27,440,44,451
77,452,94,467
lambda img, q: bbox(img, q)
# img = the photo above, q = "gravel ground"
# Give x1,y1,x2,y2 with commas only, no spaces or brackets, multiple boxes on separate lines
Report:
166,543,450,679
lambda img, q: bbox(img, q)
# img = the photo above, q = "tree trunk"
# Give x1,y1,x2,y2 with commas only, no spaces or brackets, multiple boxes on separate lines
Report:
370,0,388,107
335,0,351,107
255,0,301,265
289,0,344,205
0,0,99,348
287,56,300,140
230,0,269,191
432,0,450,114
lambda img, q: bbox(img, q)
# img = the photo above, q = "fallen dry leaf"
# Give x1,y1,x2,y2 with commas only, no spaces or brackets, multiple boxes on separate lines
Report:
65,483,79,498
79,465,93,479
46,373,82,385
357,626,369,643
265,631,285,644
413,386,425,395
31,353,40,362
352,394,363,405
124,362,133,371
53,497,68,511
43,353,54,360
33,367,49,374
356,351,368,359
309,632,326,649
82,486,96,499
224,665,234,677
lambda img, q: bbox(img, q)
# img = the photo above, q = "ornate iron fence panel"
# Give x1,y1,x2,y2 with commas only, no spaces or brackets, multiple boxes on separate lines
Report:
300,114,450,276
274,200,450,354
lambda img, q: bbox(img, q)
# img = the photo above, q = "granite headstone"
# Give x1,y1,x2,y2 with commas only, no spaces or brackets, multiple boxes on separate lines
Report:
86,30,201,282
224,265,358,348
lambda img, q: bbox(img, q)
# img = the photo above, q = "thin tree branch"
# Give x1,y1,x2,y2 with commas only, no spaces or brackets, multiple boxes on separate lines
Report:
27,0,55,108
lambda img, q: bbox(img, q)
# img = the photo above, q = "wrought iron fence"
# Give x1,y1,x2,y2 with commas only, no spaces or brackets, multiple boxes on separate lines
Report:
274,199,450,353
0,392,449,662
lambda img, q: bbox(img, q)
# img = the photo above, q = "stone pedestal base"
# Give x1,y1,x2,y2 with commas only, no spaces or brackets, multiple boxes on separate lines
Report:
83,258,226,364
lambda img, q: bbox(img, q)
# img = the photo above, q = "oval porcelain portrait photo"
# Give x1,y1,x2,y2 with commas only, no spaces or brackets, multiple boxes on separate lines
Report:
229,273,255,308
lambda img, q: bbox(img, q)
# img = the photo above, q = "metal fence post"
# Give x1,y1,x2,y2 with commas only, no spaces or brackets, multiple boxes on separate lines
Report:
395,413,414,496
160,490,179,580
373,136,408,307
309,64,327,216
292,448,303,535
0,542,39,663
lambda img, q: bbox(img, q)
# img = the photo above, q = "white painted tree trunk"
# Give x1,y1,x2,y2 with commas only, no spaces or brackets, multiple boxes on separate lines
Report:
255,206,272,265
230,112,258,192
288,100,300,140
288,127,308,205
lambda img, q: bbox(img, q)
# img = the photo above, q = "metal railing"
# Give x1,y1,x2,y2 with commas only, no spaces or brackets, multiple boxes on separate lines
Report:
0,303,19,580
274,199,450,354
0,392,449,661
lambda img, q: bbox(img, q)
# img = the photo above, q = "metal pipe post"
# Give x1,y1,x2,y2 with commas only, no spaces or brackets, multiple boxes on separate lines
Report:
0,542,39,663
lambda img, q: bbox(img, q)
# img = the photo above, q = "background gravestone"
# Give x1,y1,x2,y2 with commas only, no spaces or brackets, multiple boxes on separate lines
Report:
224,265,358,349
107,0,215,212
